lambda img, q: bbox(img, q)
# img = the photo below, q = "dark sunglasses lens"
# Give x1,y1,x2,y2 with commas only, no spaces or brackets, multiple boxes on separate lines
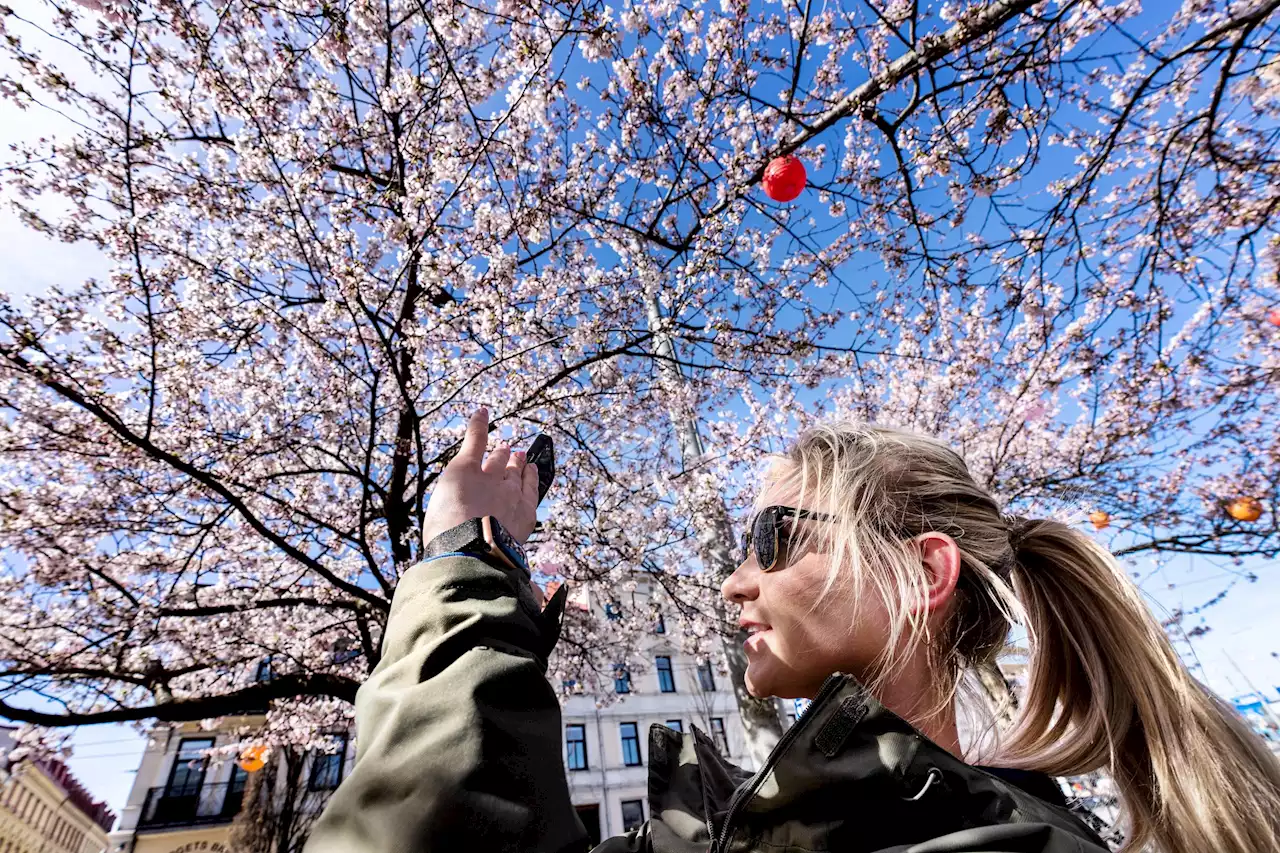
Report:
754,511,777,571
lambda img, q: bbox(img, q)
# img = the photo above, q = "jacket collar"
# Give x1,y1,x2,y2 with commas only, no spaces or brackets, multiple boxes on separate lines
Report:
646,673,1107,852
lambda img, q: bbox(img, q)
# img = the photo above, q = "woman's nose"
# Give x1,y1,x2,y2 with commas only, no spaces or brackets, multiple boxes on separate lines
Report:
721,558,759,604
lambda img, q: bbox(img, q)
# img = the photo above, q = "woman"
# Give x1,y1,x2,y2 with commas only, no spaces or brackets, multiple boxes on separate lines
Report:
305,410,1280,853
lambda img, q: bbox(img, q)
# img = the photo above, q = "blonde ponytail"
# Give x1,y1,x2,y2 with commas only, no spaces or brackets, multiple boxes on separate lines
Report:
777,421,1280,853
1001,519,1280,853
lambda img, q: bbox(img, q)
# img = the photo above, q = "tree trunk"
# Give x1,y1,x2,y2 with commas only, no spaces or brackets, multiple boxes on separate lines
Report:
646,296,783,766
976,659,1018,727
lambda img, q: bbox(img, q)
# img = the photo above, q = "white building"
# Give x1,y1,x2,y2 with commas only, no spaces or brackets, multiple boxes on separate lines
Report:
556,577,758,846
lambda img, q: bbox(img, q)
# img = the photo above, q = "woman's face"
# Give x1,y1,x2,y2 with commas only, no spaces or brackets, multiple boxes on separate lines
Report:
720,475,895,700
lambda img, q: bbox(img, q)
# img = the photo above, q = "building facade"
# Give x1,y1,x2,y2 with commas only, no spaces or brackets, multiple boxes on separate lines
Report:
106,715,352,853
557,578,759,846
0,727,114,853
107,716,253,853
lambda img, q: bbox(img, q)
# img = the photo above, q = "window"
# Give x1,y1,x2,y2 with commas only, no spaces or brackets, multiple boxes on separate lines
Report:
613,664,631,694
665,719,682,733
255,656,274,682
331,637,359,664
308,733,348,791
230,763,250,791
576,804,602,848
655,656,675,693
619,722,641,767
696,660,716,692
621,799,645,831
711,718,729,754
165,737,215,796
226,762,250,816
566,724,588,770
653,612,665,634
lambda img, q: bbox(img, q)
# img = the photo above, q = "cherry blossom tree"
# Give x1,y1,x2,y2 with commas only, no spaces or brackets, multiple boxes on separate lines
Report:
1,0,1278,771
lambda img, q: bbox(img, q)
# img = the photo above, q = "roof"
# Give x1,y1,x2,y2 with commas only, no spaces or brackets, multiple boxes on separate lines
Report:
1,726,115,832
36,757,116,832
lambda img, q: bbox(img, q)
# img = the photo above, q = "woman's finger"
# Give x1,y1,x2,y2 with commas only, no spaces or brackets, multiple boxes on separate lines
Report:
504,449,527,480
482,442,512,475
456,408,489,467
521,460,539,505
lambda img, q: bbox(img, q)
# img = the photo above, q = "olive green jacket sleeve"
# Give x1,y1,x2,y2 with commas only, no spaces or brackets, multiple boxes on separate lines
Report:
304,553,587,853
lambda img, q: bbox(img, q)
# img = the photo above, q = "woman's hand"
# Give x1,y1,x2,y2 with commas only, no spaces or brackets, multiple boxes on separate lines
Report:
422,408,540,547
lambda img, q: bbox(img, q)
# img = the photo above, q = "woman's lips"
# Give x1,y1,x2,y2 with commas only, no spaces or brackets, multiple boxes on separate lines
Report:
744,628,771,652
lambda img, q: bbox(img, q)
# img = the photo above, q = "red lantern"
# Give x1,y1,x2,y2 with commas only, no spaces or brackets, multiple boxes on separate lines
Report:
762,155,806,203
1269,308,1280,328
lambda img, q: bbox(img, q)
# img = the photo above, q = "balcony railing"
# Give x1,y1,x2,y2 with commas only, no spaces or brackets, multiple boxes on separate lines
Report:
138,781,246,830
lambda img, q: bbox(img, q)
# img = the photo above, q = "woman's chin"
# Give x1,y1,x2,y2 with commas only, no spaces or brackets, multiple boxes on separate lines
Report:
743,665,775,699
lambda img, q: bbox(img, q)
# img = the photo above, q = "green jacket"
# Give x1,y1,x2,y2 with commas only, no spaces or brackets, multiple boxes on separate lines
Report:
305,553,1110,853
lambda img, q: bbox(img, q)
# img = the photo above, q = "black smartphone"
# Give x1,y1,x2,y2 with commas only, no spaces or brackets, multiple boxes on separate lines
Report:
526,434,555,505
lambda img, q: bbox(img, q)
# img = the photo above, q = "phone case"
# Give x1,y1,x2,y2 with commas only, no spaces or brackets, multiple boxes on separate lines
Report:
527,434,555,504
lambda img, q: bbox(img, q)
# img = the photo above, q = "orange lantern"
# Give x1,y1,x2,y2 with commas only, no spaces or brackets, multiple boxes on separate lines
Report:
1089,510,1110,530
762,155,807,202
1268,308,1280,327
1227,497,1263,522
237,745,268,773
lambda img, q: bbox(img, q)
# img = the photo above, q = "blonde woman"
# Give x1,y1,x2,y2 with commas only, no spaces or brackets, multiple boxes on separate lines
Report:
306,411,1280,853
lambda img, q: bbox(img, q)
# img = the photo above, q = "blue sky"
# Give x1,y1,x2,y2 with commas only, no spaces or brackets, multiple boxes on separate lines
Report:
3,3,1279,823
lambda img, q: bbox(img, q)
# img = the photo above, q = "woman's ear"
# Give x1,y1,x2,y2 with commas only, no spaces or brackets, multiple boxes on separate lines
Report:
915,532,962,618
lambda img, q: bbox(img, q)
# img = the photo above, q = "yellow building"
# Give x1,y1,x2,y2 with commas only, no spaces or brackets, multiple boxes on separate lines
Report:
0,727,114,853
108,717,257,853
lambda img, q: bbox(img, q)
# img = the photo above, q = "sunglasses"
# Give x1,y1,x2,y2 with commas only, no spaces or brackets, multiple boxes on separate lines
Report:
740,505,835,572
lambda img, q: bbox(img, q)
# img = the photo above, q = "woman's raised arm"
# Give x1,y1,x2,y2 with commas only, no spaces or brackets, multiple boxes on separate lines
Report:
305,409,587,853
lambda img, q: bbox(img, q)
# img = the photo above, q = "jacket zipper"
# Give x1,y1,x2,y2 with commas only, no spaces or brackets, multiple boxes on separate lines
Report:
710,674,849,853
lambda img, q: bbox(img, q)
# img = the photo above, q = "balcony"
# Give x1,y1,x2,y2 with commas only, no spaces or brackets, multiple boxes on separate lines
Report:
137,781,246,830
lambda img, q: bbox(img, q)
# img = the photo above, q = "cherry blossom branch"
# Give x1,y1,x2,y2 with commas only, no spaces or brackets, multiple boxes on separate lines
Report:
0,346,389,611
0,673,359,726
